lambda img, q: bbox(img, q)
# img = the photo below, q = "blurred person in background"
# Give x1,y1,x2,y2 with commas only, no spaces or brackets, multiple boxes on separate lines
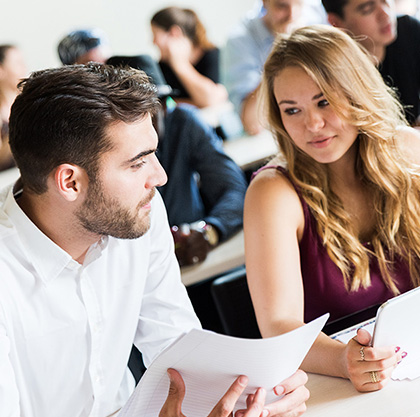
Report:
223,0,305,135
322,0,420,125
0,44,26,171
151,6,228,108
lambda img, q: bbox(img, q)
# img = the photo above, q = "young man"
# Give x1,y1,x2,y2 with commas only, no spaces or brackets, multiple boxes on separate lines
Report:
322,0,420,124
223,0,305,135
0,63,309,416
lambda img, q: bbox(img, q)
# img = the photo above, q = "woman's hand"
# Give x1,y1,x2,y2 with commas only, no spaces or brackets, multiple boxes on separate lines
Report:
344,328,404,392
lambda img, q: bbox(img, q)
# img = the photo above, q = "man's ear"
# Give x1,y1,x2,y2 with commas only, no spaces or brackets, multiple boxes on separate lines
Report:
53,164,87,202
327,12,345,28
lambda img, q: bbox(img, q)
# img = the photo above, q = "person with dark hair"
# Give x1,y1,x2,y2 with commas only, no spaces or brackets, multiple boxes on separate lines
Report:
151,6,228,108
57,28,111,65
321,0,420,125
59,35,246,267
0,63,309,417
0,44,26,170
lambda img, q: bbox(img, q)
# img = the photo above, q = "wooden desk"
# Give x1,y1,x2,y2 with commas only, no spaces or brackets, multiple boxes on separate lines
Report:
181,230,245,287
223,130,278,171
305,373,420,416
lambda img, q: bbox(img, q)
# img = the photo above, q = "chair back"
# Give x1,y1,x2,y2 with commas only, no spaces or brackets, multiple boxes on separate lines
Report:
211,266,261,338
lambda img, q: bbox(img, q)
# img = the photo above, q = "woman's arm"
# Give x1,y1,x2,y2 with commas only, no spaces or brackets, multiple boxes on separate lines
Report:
244,168,402,391
166,38,227,108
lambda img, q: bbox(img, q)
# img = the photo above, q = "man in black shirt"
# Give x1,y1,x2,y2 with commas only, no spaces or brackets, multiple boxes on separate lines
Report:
322,0,420,125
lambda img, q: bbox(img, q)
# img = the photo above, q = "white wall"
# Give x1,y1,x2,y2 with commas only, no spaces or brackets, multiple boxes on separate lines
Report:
1,0,258,73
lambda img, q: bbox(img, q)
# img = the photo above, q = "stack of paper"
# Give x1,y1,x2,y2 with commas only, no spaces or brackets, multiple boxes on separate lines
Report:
119,314,328,416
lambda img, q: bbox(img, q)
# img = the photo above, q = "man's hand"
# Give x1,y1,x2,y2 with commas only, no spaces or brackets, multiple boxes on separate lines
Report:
171,223,214,266
159,369,266,417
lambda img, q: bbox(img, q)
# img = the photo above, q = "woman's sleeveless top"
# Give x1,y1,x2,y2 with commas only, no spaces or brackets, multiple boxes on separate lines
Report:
252,165,413,322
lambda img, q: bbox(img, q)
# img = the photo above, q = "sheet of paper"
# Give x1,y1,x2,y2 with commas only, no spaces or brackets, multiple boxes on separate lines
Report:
119,314,328,417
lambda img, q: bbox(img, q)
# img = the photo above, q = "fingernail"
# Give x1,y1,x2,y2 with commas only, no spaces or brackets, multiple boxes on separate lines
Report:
262,410,269,417
274,385,285,396
402,351,408,359
238,375,248,386
395,346,400,353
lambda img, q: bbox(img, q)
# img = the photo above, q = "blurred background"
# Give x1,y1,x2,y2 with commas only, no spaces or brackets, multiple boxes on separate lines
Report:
0,0,259,72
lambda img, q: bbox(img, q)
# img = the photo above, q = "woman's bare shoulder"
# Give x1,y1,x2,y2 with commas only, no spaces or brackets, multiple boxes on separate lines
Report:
396,125,420,165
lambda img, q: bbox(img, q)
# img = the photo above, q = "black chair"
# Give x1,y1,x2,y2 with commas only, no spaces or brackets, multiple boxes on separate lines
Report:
210,266,261,339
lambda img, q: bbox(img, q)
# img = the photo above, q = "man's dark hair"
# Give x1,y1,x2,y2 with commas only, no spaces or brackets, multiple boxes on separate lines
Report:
9,63,161,194
321,0,348,18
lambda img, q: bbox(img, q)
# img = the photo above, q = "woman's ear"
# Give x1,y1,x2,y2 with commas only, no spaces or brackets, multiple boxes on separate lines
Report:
53,163,88,202
169,24,183,38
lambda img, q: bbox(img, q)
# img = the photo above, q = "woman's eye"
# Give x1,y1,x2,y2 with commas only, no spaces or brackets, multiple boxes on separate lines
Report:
318,99,329,108
284,108,299,115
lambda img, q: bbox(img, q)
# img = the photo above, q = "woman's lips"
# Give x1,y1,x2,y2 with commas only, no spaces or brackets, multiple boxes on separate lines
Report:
309,136,334,148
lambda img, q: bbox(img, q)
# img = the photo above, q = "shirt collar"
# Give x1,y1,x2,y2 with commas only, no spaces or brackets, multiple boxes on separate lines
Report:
3,183,82,283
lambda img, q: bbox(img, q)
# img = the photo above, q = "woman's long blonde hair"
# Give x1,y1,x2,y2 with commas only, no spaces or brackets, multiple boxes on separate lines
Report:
262,25,420,293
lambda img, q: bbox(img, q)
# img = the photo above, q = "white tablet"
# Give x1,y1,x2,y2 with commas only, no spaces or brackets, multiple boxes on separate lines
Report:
372,285,420,348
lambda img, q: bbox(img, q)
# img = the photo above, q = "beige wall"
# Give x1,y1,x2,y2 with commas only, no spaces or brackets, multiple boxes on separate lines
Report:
0,0,258,73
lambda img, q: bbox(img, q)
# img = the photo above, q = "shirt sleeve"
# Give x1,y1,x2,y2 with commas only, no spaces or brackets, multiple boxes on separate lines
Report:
223,29,265,114
184,107,247,241
133,192,201,366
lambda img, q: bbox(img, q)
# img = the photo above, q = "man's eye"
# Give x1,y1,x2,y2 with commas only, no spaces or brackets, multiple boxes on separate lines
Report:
131,160,146,169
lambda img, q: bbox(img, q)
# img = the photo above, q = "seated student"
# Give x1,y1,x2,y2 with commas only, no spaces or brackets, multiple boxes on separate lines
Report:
1,62,309,417
57,28,111,65
244,25,420,393
322,0,420,125
0,44,26,171
223,0,305,135
59,35,247,266
150,6,228,108
105,55,248,267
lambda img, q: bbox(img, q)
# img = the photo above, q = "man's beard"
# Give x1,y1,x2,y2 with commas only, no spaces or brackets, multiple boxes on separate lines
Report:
76,178,155,240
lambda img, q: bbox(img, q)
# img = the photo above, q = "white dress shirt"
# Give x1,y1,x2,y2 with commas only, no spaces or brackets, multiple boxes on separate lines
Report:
0,183,201,417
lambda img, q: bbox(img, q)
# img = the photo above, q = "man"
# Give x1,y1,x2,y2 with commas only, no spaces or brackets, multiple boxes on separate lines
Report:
0,63,309,416
223,0,305,135
60,33,247,267
57,28,111,65
107,55,248,267
322,0,420,124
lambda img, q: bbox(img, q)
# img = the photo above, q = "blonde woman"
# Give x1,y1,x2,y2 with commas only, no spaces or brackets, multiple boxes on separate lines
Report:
151,6,227,108
244,25,420,392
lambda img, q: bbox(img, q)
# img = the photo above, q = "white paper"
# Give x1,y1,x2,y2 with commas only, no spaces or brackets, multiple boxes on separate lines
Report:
119,314,329,417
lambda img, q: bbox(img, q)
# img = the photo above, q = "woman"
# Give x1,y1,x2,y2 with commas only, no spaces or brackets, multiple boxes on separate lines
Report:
151,6,227,108
0,44,26,171
244,25,420,392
